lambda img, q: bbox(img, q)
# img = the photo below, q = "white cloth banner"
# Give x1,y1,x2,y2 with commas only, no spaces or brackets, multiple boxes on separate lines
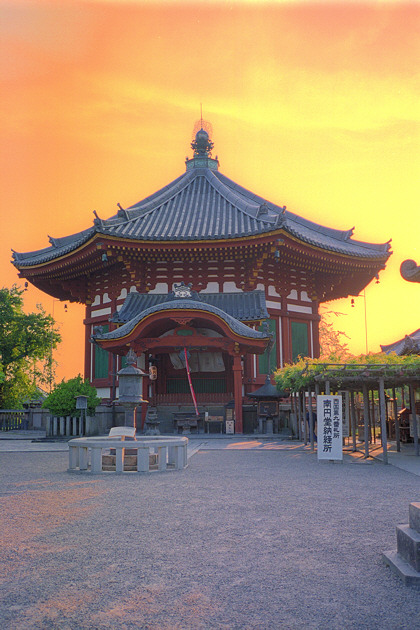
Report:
317,395,343,461
161,328,225,372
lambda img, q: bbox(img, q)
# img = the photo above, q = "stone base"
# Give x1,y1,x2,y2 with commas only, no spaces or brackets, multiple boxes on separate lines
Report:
144,422,160,436
383,502,420,587
396,524,420,572
102,453,158,471
382,550,420,587
409,502,420,532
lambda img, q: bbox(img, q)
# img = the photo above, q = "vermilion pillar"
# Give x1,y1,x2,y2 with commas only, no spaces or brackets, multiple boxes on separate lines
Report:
233,354,243,433
84,307,91,381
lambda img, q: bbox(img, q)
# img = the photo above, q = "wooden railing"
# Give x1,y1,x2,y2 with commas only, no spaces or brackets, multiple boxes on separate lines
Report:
166,377,227,394
0,410,29,431
153,392,233,406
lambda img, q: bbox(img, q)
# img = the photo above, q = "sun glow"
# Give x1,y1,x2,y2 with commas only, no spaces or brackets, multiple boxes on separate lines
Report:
1,1,419,381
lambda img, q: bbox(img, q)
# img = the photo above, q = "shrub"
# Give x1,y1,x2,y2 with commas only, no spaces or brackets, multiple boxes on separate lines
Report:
43,375,100,417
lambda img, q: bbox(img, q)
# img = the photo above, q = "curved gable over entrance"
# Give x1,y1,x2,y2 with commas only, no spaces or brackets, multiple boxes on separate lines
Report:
92,291,272,433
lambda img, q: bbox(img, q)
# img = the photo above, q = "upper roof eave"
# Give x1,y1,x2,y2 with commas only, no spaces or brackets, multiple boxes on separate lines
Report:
12,226,97,268
12,164,392,268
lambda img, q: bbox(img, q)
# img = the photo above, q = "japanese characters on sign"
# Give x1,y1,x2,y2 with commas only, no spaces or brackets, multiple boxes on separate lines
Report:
317,395,343,461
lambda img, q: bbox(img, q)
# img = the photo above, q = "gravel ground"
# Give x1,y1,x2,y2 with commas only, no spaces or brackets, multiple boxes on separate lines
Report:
0,448,419,630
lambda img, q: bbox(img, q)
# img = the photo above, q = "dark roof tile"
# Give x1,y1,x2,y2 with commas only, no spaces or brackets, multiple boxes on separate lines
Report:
12,164,391,267
112,290,269,324
96,299,271,343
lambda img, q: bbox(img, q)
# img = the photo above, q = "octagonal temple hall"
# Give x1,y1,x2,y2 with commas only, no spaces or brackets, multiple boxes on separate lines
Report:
12,125,392,433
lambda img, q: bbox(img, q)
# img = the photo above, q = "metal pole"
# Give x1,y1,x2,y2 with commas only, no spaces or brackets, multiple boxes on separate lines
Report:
362,384,370,459
325,380,330,395
393,387,400,453
409,385,419,457
363,289,368,354
378,377,388,464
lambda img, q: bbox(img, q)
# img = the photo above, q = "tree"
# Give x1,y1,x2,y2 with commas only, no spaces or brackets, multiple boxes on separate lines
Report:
319,308,353,361
0,285,61,408
43,375,100,417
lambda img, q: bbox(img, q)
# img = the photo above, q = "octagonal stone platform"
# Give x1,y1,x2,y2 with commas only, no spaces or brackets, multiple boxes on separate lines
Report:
68,435,188,474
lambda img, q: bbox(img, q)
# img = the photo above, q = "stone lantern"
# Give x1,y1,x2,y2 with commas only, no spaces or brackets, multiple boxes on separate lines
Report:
117,348,148,430
75,395,89,436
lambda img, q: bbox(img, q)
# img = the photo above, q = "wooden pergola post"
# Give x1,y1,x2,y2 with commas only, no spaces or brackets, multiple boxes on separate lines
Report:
350,391,357,452
362,383,370,459
409,384,419,457
370,390,376,444
302,389,307,445
392,387,400,452
308,385,315,451
378,377,388,464
296,391,302,441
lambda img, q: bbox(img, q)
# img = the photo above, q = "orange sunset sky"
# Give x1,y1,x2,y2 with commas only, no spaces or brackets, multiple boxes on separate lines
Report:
1,0,419,383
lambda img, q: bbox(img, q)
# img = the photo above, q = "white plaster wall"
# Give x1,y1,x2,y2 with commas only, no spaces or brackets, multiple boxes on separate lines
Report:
223,281,242,293
201,282,220,293
149,283,168,294
287,304,312,314
91,307,112,318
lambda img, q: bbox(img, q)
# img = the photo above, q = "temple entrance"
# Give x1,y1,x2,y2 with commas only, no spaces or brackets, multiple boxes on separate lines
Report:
151,350,233,407
92,289,271,433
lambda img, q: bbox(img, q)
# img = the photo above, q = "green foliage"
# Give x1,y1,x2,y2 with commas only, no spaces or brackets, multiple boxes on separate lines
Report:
43,375,100,417
274,353,420,393
0,285,61,408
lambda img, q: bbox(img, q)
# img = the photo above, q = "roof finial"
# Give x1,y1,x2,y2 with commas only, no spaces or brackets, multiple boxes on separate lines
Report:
186,117,219,170
191,117,214,157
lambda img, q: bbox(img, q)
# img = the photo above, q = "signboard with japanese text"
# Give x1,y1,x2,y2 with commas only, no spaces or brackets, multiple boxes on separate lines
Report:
317,395,343,460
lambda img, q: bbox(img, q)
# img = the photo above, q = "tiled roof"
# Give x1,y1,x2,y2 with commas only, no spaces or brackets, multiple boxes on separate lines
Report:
12,227,95,266
94,299,271,343
111,290,269,324
381,329,420,356
12,163,391,267
247,375,287,398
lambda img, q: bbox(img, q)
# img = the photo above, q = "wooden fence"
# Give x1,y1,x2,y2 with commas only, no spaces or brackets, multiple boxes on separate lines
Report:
0,410,29,431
